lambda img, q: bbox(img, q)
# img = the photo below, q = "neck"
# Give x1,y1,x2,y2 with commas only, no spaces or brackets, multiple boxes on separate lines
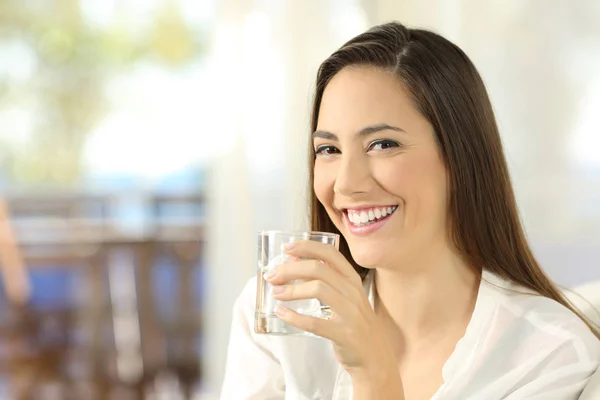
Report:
373,245,480,357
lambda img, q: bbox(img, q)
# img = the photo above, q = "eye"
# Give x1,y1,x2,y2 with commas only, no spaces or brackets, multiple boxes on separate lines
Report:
367,139,400,152
314,145,340,157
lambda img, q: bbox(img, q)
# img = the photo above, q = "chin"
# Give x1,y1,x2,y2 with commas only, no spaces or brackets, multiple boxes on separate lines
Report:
346,243,387,270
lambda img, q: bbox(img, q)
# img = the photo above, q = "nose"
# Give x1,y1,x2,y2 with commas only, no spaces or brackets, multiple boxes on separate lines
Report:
333,154,373,196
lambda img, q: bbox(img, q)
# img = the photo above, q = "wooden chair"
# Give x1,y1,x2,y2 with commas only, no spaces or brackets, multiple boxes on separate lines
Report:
0,198,75,399
141,193,204,398
0,195,113,399
0,191,205,399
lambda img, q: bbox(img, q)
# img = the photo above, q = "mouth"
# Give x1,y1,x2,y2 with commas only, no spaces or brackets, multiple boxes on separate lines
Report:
342,205,398,233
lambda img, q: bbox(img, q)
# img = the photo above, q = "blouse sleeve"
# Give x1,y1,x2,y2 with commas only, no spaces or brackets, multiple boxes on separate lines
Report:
220,278,285,400
501,338,600,399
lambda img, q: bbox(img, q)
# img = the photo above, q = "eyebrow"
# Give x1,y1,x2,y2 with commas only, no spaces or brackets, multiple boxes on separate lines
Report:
312,123,405,141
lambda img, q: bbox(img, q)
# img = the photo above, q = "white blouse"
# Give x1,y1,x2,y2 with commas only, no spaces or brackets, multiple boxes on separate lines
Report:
221,270,600,399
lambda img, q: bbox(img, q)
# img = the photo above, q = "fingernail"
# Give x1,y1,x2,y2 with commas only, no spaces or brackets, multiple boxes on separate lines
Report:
275,306,287,316
272,286,285,294
284,242,295,250
263,271,275,280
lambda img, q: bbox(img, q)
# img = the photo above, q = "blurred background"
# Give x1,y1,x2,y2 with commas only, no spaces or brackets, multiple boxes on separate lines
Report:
0,0,598,398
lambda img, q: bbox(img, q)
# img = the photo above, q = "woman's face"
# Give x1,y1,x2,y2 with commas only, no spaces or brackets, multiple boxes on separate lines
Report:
313,66,449,269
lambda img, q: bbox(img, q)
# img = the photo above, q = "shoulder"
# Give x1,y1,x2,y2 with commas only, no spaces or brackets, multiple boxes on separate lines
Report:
233,276,258,315
481,270,600,363
441,272,600,398
230,276,268,346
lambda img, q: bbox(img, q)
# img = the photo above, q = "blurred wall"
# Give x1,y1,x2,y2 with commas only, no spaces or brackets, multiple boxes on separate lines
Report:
203,0,600,396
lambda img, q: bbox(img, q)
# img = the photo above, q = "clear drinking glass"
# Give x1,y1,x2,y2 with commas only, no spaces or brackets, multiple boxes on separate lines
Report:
254,230,340,336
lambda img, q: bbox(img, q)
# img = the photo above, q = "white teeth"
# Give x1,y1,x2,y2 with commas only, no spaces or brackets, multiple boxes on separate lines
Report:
360,211,369,223
348,206,397,226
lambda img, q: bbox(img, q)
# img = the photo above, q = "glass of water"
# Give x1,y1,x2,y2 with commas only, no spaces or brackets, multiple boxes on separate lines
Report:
254,230,340,336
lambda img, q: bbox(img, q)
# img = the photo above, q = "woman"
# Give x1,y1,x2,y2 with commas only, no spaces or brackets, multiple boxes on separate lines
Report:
221,22,600,399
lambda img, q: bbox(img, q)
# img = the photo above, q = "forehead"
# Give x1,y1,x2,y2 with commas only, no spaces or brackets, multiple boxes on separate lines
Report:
317,66,423,134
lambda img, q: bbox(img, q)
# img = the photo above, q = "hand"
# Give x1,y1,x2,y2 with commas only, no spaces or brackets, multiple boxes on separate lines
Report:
265,240,403,395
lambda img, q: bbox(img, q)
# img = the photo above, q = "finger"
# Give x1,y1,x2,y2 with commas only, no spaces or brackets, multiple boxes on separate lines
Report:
272,279,349,314
274,306,336,339
284,240,360,282
267,259,343,288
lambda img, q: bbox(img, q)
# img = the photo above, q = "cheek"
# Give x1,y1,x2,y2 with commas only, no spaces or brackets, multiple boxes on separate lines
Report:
408,159,448,233
412,154,448,205
375,154,447,210
313,162,335,205
372,158,412,197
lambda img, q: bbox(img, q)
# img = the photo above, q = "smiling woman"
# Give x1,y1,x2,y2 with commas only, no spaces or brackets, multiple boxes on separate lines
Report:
312,67,450,272
221,21,600,400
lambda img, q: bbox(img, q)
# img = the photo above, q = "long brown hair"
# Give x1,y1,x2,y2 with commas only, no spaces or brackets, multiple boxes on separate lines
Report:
308,21,600,338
